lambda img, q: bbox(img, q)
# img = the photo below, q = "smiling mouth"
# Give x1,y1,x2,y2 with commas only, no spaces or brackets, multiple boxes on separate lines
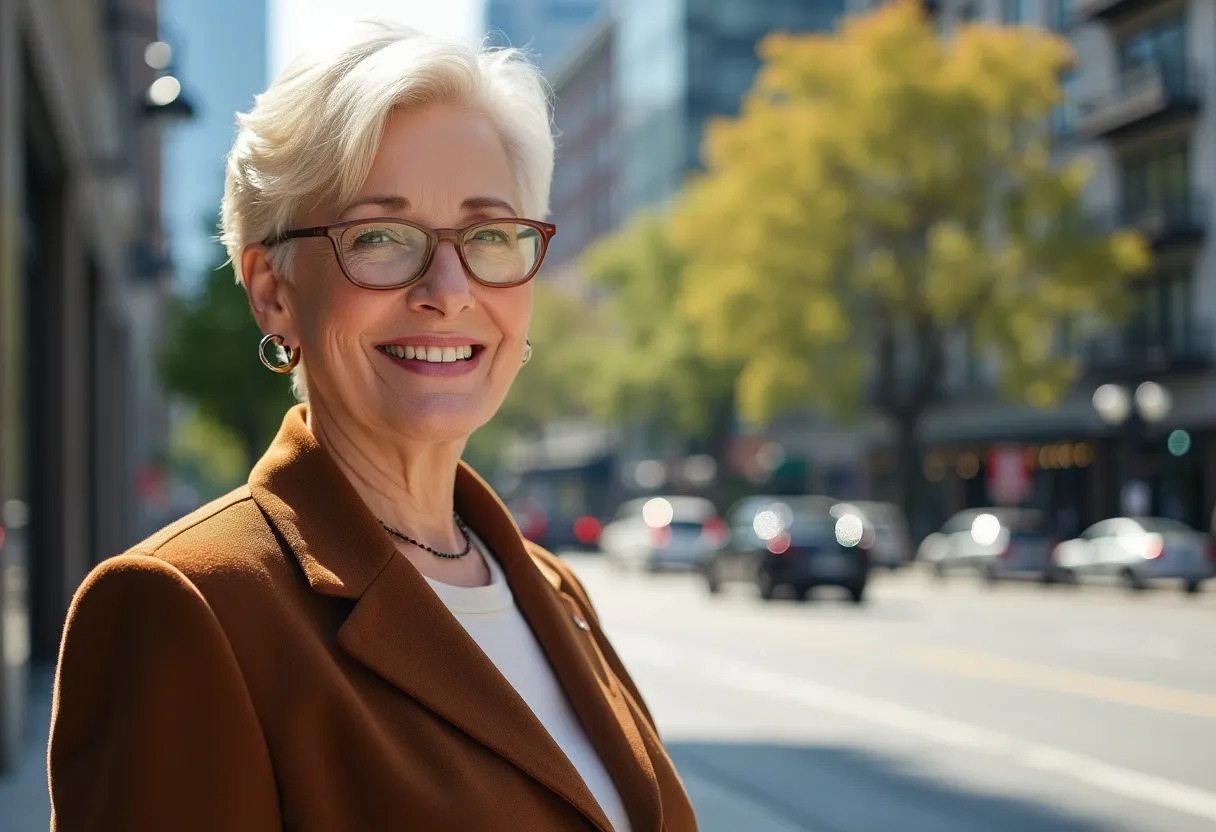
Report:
377,344,482,363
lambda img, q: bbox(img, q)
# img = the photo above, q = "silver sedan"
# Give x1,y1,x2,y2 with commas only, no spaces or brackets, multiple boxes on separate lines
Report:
1053,517,1215,593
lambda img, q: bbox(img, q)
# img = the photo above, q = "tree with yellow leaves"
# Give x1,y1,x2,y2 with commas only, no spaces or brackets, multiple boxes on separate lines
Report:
582,213,740,455
670,0,1149,512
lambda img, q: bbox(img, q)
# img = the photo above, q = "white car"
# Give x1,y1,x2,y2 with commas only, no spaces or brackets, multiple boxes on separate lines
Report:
1053,517,1214,593
837,500,912,568
918,508,1057,582
599,496,727,572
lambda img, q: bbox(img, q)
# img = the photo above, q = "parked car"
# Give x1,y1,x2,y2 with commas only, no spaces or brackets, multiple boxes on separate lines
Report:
508,498,603,552
704,496,871,603
918,508,1056,583
1053,517,1215,593
835,500,913,569
599,496,727,572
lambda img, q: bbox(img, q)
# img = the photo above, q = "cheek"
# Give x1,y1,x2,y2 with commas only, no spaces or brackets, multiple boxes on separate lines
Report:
481,285,532,341
289,257,380,359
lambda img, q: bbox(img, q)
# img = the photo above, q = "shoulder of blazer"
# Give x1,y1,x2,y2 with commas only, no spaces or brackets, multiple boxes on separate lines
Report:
137,485,256,551
111,484,288,594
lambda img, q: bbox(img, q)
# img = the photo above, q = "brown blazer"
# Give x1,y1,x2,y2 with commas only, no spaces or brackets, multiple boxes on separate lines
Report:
49,405,697,831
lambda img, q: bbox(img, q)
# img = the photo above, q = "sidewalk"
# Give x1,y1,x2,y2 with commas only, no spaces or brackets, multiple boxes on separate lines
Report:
0,665,53,831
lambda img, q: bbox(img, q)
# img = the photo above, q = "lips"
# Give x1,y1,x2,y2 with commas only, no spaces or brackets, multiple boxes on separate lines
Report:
376,340,486,377
376,334,487,365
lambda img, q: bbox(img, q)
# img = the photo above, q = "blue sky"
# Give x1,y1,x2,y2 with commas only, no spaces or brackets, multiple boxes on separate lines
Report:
160,0,267,288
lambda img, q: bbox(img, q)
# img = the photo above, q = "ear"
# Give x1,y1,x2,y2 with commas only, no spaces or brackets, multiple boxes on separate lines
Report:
241,244,298,346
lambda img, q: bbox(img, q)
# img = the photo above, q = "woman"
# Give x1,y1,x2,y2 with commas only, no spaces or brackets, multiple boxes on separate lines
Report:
49,22,697,832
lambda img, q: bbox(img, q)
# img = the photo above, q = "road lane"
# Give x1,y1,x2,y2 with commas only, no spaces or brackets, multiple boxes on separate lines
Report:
563,556,1216,832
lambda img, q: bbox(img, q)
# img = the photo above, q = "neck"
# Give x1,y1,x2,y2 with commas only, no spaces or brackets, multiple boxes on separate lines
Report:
306,397,469,553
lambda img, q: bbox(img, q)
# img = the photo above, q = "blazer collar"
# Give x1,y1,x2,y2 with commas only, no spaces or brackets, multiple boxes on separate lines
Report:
249,406,661,832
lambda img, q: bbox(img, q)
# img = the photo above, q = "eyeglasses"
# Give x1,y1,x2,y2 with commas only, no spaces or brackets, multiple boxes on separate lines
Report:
264,217,557,289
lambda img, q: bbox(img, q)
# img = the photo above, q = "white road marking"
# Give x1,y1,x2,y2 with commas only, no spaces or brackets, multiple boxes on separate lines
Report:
617,632,1216,825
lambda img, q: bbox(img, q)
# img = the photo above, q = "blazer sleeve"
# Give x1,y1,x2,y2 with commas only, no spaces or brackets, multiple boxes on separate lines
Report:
49,553,281,832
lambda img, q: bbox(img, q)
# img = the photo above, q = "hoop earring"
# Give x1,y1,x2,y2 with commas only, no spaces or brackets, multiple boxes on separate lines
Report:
521,338,532,366
259,333,300,374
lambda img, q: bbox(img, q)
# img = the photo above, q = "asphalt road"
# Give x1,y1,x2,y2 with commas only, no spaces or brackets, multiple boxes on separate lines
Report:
562,554,1216,832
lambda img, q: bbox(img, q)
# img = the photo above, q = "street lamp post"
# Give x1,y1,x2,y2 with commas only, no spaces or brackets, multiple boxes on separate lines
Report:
1092,382,1172,516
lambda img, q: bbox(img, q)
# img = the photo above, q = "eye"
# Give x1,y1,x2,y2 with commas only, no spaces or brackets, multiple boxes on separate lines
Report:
353,228,398,246
471,227,512,244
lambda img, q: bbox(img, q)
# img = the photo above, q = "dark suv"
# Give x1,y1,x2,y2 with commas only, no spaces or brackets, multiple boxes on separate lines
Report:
704,496,872,603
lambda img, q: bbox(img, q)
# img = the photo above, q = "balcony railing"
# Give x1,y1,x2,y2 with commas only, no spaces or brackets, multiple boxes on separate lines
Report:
1083,324,1214,380
1076,0,1160,23
1077,62,1201,140
1118,192,1209,248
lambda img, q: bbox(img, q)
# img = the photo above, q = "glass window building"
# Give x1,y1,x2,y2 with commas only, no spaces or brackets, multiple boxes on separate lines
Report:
614,0,845,216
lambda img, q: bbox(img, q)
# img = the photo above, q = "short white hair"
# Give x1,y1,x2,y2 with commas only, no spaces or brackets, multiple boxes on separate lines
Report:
220,22,555,398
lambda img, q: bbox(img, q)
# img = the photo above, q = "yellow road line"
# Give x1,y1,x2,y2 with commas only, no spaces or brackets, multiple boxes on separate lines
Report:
745,621,1216,720
911,645,1216,719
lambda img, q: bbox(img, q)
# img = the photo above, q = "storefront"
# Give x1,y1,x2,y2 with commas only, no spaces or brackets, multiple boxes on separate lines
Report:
905,429,1211,539
0,0,168,773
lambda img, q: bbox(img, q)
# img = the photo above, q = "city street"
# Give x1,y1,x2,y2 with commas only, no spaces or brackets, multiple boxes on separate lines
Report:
563,554,1216,832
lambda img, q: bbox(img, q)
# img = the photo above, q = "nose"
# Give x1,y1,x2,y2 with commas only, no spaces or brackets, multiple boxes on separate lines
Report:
406,240,475,317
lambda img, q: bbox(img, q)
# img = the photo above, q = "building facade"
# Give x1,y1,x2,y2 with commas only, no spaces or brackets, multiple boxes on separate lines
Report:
615,0,845,218
547,0,847,276
486,0,606,71
847,0,1216,536
0,0,174,772
510,2,848,530
548,13,616,277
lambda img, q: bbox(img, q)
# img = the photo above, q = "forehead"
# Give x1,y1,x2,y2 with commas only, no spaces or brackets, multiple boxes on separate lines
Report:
358,104,518,215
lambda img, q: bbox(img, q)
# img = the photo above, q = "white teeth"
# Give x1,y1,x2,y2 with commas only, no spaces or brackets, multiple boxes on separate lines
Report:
384,344,476,362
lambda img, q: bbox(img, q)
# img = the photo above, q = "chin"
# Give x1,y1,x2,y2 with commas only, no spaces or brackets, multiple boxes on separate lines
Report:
377,396,487,444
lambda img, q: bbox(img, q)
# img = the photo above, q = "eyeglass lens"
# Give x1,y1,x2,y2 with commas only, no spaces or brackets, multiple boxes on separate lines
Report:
338,220,542,287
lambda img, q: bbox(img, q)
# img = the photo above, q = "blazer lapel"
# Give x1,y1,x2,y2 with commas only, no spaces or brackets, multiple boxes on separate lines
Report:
249,407,612,831
455,465,664,832
336,555,615,832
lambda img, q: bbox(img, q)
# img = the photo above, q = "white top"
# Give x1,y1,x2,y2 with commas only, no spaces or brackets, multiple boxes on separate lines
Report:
423,540,632,832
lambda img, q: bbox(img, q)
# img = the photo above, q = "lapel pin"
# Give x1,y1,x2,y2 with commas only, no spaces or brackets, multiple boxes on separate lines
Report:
572,613,589,630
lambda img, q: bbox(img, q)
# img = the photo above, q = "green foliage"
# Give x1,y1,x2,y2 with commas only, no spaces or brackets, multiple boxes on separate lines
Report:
159,256,296,466
669,0,1150,428
465,284,609,472
166,407,248,496
581,213,739,443
494,285,607,433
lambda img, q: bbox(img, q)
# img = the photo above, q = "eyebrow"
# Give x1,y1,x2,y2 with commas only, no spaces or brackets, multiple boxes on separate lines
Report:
340,195,518,219
341,195,410,217
461,196,518,216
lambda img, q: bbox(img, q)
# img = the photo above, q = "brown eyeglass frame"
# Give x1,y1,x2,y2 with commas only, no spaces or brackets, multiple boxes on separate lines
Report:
263,217,557,290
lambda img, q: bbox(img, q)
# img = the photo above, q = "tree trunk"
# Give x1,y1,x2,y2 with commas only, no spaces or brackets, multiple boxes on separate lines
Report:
892,409,928,544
